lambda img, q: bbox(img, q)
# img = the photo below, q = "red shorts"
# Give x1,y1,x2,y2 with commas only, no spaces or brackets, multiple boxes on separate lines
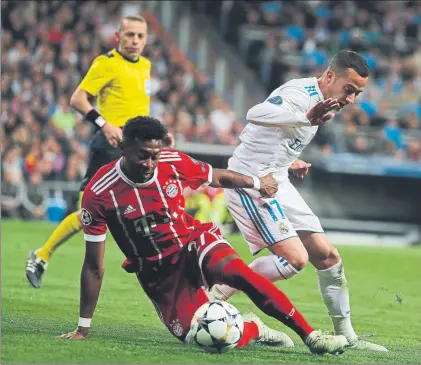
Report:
131,224,237,341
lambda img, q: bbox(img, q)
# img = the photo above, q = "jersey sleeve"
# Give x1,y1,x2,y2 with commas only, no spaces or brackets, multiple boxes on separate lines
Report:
79,55,114,96
246,86,313,127
173,152,213,190
81,190,107,242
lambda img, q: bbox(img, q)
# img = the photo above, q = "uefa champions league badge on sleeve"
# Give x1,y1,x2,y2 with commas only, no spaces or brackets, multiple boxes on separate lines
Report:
81,208,93,226
267,96,283,105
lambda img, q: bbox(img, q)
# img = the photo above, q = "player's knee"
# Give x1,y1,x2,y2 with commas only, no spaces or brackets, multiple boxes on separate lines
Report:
270,237,308,272
328,246,340,262
271,252,307,281
272,248,308,272
286,250,308,271
317,246,340,269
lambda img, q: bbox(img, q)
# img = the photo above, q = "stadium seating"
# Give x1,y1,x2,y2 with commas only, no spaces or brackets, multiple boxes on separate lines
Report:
1,1,243,219
190,0,421,159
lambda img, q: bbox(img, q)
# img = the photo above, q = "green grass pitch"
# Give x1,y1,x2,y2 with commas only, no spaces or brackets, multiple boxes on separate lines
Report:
2,220,421,364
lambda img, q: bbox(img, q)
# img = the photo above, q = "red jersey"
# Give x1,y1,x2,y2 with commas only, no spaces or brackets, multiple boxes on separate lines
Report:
81,149,214,263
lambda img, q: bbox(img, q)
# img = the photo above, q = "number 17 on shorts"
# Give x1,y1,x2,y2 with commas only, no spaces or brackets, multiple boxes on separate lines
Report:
263,199,289,233
226,189,297,255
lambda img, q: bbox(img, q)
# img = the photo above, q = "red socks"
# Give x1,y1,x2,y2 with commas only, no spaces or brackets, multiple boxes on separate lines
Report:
221,258,314,340
236,321,259,348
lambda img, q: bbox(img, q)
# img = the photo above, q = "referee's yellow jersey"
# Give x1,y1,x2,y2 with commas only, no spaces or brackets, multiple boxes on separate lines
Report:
79,49,151,127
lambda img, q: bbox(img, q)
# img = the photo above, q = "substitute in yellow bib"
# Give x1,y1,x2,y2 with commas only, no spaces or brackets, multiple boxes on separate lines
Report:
26,15,166,288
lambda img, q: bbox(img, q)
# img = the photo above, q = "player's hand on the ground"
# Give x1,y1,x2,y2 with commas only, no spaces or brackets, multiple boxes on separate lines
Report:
58,327,89,340
103,123,123,148
306,98,339,126
289,159,311,179
259,173,278,198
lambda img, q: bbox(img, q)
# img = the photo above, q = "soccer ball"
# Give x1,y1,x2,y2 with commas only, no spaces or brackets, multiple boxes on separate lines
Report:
190,300,244,353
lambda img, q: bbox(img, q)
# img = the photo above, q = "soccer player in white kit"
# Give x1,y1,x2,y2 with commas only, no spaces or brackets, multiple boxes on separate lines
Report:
210,51,388,351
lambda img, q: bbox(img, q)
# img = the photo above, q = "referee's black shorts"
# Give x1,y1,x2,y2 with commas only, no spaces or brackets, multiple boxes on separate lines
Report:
80,129,122,192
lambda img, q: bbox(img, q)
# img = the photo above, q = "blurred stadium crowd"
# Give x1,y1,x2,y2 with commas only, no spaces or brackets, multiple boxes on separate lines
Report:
1,1,243,219
194,0,421,159
1,0,420,220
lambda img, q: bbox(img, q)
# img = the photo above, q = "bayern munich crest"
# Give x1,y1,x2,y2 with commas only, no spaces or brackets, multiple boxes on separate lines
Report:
170,319,184,337
164,180,179,198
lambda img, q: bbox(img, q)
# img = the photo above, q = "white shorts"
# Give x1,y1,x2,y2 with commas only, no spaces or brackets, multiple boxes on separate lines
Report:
224,180,323,255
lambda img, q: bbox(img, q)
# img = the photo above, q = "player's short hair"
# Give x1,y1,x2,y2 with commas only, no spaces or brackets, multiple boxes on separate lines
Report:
123,116,168,143
328,50,369,78
119,15,147,32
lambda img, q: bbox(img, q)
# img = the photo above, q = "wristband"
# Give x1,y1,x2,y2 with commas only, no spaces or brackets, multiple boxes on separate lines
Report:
252,176,261,191
78,317,92,328
85,109,106,128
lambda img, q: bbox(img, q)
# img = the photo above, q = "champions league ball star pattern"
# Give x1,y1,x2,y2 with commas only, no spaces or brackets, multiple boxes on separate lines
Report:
190,300,244,353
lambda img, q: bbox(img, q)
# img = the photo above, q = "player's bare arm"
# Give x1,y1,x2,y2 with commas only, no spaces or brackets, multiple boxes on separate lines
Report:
211,169,278,198
305,98,339,125
70,87,123,148
248,96,339,128
288,159,312,180
59,240,105,340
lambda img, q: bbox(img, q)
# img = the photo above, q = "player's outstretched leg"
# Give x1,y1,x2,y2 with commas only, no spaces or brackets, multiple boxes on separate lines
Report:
208,238,306,301
316,258,388,352
25,210,83,288
301,232,388,352
208,254,348,354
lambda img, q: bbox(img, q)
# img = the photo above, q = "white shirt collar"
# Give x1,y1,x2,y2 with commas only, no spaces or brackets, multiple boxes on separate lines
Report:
115,158,158,188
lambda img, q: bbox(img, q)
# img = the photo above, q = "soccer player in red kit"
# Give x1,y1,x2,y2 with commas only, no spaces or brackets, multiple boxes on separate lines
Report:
59,116,348,355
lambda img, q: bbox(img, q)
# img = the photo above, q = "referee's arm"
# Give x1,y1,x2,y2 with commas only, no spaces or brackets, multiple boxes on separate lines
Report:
70,87,96,116
70,87,122,148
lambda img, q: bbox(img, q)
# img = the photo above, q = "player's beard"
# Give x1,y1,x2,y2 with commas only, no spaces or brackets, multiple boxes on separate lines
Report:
142,169,154,182
121,158,153,183
130,168,153,183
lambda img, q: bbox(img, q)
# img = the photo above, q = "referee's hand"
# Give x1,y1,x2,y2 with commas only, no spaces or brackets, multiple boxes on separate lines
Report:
103,123,123,147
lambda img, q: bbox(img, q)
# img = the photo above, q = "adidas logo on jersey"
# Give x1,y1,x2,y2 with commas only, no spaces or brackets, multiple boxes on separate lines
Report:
124,205,136,215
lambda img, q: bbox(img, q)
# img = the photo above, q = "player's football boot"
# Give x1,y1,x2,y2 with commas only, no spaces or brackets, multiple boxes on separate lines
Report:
347,337,388,351
242,312,294,347
305,330,348,354
25,250,48,288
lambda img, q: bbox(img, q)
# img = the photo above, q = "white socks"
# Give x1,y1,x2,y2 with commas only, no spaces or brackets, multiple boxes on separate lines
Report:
211,254,359,343
272,255,300,280
210,255,300,301
316,259,358,342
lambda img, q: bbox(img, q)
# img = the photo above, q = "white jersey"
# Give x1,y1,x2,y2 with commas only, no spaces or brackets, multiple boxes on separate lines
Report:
228,77,324,182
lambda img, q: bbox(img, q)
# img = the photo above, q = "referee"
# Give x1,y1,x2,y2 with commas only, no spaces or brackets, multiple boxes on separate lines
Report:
26,15,171,288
